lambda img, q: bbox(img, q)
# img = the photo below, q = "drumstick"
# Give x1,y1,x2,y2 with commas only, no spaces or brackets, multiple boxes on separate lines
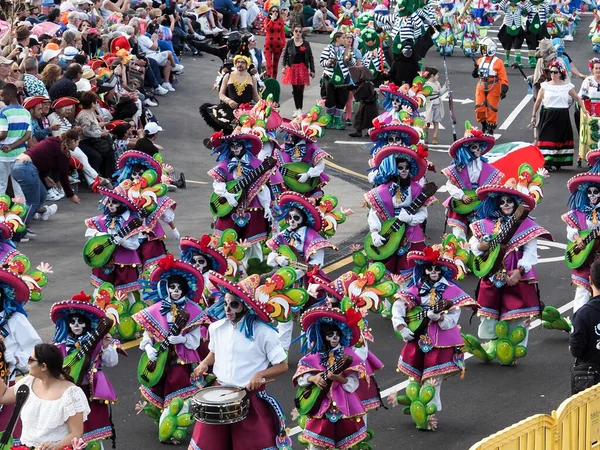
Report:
219,378,276,396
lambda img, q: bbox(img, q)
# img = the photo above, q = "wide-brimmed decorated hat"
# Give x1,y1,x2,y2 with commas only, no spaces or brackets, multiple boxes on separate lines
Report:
117,150,163,180
0,268,32,305
476,163,547,211
208,271,271,323
96,185,140,214
210,128,263,156
180,235,228,274
407,246,458,280
105,120,128,132
379,82,420,112
51,96,79,110
149,255,204,304
568,172,600,194
110,35,131,54
235,96,282,132
368,121,420,146
310,271,357,301
22,95,47,110
276,191,325,232
88,59,108,71
0,196,27,241
371,144,428,180
50,291,106,323
448,123,495,159
280,105,331,143
587,150,600,170
300,306,361,348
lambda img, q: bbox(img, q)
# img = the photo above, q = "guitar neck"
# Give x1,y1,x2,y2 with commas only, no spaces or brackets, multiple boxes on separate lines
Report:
583,227,600,246
489,214,520,250
320,356,346,379
405,191,431,215
289,260,310,271
233,160,273,193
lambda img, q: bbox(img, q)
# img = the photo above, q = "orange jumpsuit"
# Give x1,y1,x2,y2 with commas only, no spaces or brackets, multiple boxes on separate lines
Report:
474,56,509,128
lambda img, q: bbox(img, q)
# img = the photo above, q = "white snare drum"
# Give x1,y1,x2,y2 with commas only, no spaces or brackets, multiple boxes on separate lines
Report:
190,386,250,425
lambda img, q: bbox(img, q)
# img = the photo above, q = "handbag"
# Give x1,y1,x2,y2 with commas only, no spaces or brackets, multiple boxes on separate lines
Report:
571,362,600,395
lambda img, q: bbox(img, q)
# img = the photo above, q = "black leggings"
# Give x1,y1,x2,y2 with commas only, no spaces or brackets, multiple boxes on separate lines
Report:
292,85,305,109
324,77,349,110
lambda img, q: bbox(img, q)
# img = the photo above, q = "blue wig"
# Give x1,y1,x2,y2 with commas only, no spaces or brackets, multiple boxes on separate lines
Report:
382,92,414,112
301,318,353,354
214,139,254,163
273,201,315,228
568,182,600,211
113,156,157,183
455,144,488,169
589,163,600,175
51,308,99,344
372,155,416,185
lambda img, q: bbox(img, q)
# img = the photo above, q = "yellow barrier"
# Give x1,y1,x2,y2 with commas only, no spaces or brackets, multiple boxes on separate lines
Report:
469,384,600,450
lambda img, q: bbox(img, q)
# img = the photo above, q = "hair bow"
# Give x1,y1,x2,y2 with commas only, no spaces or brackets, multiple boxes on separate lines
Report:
345,307,362,326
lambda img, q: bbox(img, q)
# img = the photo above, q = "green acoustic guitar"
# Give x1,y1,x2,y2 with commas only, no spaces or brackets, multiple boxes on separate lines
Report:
63,316,114,385
280,162,320,194
472,205,530,278
294,354,353,416
82,218,143,268
565,227,600,269
138,309,190,388
209,157,276,218
364,182,438,261
402,299,454,337
276,244,311,271
450,189,481,215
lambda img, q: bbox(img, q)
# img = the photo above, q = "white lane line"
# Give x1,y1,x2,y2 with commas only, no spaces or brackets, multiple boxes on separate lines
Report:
499,94,533,130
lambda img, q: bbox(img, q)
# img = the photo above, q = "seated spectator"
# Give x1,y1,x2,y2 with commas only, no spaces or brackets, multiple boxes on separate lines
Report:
311,1,334,32
23,95,61,146
22,56,49,98
48,63,83,100
134,121,162,156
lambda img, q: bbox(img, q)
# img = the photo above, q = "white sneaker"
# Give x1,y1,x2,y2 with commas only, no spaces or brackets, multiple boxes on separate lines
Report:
46,187,62,201
564,34,574,41
162,82,175,92
56,187,65,200
292,109,302,118
154,86,169,96
173,64,184,74
40,204,58,221
143,98,158,107
32,213,40,220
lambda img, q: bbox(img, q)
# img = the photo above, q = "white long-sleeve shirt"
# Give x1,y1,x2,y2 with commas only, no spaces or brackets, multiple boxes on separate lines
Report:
469,235,538,274
84,210,141,251
444,159,484,200
267,226,325,279
2,312,41,379
367,187,428,231
139,309,201,352
295,344,359,393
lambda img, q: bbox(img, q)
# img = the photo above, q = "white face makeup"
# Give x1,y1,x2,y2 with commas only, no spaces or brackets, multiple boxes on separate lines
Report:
230,140,245,157
131,166,145,181
325,329,340,348
168,282,184,300
588,185,600,206
69,315,87,336
391,97,402,111
424,264,442,282
396,160,411,180
287,208,305,231
468,142,482,158
325,293,338,308
386,133,404,146
105,197,121,214
499,195,516,216
224,292,246,323
192,254,209,273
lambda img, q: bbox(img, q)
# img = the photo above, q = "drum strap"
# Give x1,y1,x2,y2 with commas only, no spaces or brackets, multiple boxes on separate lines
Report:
255,390,293,449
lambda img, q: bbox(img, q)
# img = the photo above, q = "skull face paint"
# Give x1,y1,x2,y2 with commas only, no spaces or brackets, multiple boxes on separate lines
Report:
224,292,247,323
325,293,339,308
468,142,482,158
391,97,402,111
498,195,516,216
287,207,305,231
386,133,405,146
588,185,600,206
396,159,411,180
105,197,123,215
423,264,442,283
192,254,211,274
325,329,340,349
230,140,245,157
131,164,146,181
168,282,184,300
69,314,89,337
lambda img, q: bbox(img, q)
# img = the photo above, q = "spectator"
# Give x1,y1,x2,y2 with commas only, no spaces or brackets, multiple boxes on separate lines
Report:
48,63,83,100
41,44,62,66
40,63,62,91
67,11,82,30
311,1,334,32
99,0,130,21
135,121,162,156
1,25,31,61
282,24,315,117
23,95,60,145
302,0,316,27
0,57,15,88
213,0,240,30
0,83,30,197
22,56,49,98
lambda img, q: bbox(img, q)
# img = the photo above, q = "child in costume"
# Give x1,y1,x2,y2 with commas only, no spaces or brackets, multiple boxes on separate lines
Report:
435,7,458,56
459,13,481,57
348,65,379,139
189,271,298,450
464,164,552,365
359,26,388,87
390,243,478,430
367,121,421,165
84,186,143,298
50,292,125,449
423,68,448,145
441,125,504,241
133,256,205,444
294,306,369,450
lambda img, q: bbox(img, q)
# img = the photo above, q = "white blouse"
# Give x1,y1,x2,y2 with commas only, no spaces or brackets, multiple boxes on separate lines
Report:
541,81,575,109
15,375,90,447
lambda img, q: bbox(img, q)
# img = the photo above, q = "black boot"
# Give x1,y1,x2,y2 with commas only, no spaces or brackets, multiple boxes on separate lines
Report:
175,172,186,189
480,121,488,133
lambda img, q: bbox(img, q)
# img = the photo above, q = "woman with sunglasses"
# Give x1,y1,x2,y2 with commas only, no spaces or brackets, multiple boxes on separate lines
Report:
531,59,588,172
0,343,89,450
282,23,315,117
264,5,286,79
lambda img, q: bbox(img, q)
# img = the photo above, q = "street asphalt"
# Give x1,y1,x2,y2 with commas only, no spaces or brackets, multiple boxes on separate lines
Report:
17,16,599,449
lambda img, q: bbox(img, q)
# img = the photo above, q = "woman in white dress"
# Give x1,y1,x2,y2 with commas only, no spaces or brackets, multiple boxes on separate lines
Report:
0,343,90,450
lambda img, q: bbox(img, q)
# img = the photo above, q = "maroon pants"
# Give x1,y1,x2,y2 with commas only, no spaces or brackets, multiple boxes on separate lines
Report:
477,278,540,321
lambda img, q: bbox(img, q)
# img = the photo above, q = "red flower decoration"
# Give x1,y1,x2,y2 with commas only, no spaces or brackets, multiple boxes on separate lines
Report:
72,290,92,302
423,247,440,263
470,129,483,137
300,45,306,51
200,234,212,251
158,254,176,270
211,130,224,141
345,307,362,326
239,103,251,110
372,118,383,129
306,266,320,281
416,143,429,159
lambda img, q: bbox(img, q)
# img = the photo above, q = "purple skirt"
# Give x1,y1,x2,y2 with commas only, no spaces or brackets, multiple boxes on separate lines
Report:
477,278,540,321
140,362,198,410
303,415,367,450
398,340,462,383
82,384,113,443
214,209,269,245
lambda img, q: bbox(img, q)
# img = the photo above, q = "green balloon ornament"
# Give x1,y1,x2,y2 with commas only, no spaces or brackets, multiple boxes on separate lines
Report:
117,316,136,341
142,169,158,186
158,398,193,443
85,439,102,450
542,305,572,332
397,381,438,430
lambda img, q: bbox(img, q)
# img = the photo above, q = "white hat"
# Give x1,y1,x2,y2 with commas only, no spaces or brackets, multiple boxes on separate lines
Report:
75,78,92,92
42,48,61,62
62,46,79,60
144,122,163,135
59,1,75,11
77,0,94,4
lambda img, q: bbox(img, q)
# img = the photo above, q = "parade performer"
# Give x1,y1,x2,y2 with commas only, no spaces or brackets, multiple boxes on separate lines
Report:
497,0,525,67
189,270,301,450
293,306,368,449
389,241,478,430
278,107,331,200
84,186,144,298
368,121,421,161
0,196,27,265
376,80,430,125
209,127,276,261
463,164,552,365
472,37,509,134
442,123,503,241
463,0,499,33
435,7,458,57
50,291,124,449
133,256,205,444
459,13,481,57
359,27,388,87
524,0,552,68
180,235,229,288
266,191,337,351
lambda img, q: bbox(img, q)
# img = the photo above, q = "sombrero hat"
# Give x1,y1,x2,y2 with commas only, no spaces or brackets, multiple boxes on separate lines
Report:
96,185,140,214
88,58,107,71
210,129,263,156
379,83,419,112
105,120,128,132
448,126,495,159
587,150,600,169
310,271,357,301
407,247,458,280
371,144,427,181
150,255,205,304
279,106,330,143
180,235,228,275
567,172,600,194
50,291,106,323
117,150,163,180
277,191,325,232
368,121,420,146
0,268,32,305
476,183,536,211
208,271,270,323
300,306,361,347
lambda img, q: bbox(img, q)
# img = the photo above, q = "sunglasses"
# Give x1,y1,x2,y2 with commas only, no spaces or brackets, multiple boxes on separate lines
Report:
294,30,302,33
28,357,38,365
549,70,560,74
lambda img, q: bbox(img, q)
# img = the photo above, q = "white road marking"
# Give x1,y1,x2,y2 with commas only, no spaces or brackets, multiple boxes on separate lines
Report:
499,94,533,130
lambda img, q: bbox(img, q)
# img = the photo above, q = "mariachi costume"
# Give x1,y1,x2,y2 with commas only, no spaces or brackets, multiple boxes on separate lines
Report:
465,164,552,365
294,307,368,450
189,271,299,450
391,244,477,430
376,82,427,125
133,256,205,442
50,292,125,448
442,126,503,241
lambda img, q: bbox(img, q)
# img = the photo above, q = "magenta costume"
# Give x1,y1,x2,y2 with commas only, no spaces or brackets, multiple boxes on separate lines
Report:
397,283,477,382
356,348,384,411
208,156,273,246
364,181,433,280
85,214,142,293
133,301,205,409
470,217,552,321
562,210,597,291
441,162,503,234
138,196,176,273
293,347,369,450
276,142,330,199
